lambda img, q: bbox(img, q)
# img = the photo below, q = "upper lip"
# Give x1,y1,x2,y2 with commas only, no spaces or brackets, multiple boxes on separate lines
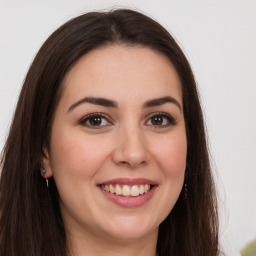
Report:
98,178,158,186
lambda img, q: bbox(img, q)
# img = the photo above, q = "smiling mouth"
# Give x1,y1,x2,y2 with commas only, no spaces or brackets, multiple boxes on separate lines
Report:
100,184,153,197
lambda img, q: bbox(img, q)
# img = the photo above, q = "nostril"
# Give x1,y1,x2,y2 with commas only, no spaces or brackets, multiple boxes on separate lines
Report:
111,144,150,168
119,161,130,167
117,160,147,168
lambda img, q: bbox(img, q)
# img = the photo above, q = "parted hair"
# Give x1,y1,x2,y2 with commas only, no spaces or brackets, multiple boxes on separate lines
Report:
0,9,219,256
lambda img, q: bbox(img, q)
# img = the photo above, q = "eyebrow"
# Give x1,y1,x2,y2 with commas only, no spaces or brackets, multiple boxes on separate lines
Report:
68,96,182,112
68,97,118,112
143,96,182,111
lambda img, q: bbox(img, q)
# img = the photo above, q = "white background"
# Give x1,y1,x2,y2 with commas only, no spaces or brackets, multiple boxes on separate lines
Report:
0,1,255,255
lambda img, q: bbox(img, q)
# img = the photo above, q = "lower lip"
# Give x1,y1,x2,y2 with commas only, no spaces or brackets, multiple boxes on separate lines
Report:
99,186,157,207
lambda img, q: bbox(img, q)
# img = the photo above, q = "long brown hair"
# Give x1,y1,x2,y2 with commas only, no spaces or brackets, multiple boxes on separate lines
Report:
0,9,219,256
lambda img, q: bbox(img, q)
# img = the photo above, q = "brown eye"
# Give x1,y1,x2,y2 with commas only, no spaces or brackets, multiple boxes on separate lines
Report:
79,113,111,128
146,113,176,127
151,116,164,125
89,116,102,126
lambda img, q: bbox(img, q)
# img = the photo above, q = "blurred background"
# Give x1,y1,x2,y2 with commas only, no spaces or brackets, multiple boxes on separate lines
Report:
0,1,255,255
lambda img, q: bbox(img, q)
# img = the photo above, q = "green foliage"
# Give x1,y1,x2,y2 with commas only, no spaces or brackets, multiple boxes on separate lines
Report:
241,239,256,256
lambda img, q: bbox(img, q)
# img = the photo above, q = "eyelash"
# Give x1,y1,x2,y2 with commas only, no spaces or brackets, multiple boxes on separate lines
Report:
79,112,176,129
145,112,177,128
79,112,112,129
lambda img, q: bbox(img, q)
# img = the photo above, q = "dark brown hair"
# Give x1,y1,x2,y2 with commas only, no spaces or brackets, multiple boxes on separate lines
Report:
0,9,219,256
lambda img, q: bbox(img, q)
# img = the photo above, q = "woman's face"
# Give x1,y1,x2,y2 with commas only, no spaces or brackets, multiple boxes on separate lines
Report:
43,45,187,243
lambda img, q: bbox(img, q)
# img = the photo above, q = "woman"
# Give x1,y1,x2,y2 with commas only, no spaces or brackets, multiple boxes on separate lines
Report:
0,9,219,256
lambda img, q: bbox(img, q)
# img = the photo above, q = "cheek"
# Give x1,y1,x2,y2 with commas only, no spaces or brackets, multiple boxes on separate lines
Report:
149,132,187,219
153,133,187,177
49,129,111,179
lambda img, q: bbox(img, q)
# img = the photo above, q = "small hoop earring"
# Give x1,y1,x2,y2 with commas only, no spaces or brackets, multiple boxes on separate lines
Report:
42,169,49,188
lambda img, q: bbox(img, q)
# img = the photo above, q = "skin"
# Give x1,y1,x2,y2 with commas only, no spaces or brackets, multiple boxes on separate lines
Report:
43,45,187,256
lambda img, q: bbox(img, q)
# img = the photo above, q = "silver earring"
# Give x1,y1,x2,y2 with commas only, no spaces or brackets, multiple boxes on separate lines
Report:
42,169,49,188
184,183,188,200
184,169,188,200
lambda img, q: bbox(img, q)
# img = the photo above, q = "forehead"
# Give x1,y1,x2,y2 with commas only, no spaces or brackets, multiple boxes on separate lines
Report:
61,45,183,107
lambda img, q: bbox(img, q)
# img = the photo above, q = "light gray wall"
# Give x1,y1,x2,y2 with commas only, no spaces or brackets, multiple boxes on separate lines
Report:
0,1,255,255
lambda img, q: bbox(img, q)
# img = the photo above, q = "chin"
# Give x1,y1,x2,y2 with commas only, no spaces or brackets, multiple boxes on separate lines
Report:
99,214,159,242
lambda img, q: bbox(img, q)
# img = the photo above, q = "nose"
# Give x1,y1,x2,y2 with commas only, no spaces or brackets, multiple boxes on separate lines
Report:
112,126,150,168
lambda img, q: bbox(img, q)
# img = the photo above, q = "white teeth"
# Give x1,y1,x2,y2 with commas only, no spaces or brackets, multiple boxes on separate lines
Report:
131,185,140,197
139,185,144,195
115,185,122,195
122,185,131,196
109,184,115,194
101,184,151,197
145,184,150,191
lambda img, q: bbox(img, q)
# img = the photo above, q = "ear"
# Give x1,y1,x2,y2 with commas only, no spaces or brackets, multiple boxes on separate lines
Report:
41,147,53,178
